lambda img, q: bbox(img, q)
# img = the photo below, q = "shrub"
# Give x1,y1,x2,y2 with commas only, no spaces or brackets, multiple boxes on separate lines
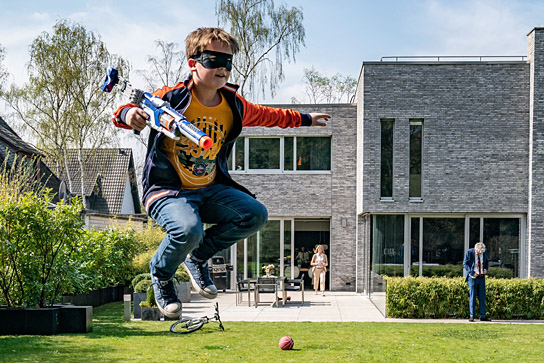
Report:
131,269,189,290
0,154,85,307
131,273,151,289
145,286,156,307
385,276,544,319
134,279,157,308
176,270,190,282
131,220,165,275
134,279,152,293
70,226,139,293
375,264,513,279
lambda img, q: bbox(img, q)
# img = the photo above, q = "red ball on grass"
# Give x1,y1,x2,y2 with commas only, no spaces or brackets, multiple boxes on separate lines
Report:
279,336,294,350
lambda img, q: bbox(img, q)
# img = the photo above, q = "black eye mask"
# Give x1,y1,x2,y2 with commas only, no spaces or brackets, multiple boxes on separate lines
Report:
192,50,233,71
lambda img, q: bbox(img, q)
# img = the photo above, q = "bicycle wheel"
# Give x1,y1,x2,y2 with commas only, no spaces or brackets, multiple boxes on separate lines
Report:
170,318,205,334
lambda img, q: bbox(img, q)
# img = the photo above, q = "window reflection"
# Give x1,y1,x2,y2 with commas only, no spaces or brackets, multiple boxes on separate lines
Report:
246,220,281,277
422,218,464,277
249,138,280,169
380,119,394,199
296,137,331,170
483,218,519,278
284,137,293,171
371,215,404,276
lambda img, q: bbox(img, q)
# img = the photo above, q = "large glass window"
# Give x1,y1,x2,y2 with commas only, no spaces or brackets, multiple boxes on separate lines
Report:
409,119,423,199
237,218,328,282
236,238,245,278
246,220,281,277
249,138,280,169
284,137,294,171
229,136,331,172
484,218,519,278
469,218,480,247
296,137,331,170
468,218,520,278
410,217,420,276
380,119,394,199
227,137,245,171
375,215,522,279
371,215,404,276
283,221,292,277
422,218,464,277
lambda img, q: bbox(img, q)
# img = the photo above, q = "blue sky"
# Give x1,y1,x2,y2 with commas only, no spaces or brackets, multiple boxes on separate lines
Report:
1,0,544,103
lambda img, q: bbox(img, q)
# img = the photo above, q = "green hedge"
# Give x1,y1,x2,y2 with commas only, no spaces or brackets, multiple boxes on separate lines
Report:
375,264,513,278
385,276,544,319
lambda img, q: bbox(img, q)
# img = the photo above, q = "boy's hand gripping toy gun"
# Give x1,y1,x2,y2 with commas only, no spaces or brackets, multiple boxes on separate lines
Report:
101,67,213,150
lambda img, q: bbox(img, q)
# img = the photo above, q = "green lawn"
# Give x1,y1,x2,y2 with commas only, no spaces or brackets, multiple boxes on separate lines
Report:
1,302,543,362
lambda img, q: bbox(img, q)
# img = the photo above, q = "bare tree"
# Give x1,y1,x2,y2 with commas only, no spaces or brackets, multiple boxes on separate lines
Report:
136,39,187,91
292,67,357,104
131,40,188,149
0,45,7,93
216,0,305,101
2,20,129,207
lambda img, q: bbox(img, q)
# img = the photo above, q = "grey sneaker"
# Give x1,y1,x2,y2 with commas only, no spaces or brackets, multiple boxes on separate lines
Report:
182,255,218,299
150,274,182,319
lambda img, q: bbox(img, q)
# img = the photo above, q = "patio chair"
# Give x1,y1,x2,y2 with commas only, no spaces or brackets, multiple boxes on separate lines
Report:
235,275,253,306
284,273,305,305
254,277,279,307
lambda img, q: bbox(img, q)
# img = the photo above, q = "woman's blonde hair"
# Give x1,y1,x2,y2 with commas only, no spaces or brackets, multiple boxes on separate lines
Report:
475,242,486,254
185,27,240,59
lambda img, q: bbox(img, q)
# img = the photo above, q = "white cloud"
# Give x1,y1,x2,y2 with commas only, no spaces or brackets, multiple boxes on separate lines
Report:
31,12,50,21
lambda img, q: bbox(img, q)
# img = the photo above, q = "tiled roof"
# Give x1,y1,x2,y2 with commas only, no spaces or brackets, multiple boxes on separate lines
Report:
0,116,41,156
53,148,141,214
0,116,62,203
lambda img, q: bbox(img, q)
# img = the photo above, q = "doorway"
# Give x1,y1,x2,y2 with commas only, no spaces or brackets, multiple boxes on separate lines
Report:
294,219,330,290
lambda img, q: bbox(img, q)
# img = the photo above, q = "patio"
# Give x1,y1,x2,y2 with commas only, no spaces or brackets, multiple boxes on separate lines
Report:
179,290,386,322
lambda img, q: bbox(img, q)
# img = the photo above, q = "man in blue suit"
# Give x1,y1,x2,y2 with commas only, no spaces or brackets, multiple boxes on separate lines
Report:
463,242,491,322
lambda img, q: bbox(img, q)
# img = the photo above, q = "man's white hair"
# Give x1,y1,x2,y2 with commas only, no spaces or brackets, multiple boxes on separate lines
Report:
475,242,486,254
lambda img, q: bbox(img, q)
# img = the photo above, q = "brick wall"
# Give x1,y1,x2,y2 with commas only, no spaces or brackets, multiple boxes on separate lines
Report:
360,62,530,214
529,27,544,277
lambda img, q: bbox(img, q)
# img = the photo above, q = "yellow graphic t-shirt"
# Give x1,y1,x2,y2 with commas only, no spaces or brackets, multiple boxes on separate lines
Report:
161,91,233,189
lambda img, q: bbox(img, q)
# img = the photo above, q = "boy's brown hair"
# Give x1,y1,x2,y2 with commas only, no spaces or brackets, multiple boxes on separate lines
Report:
185,27,240,59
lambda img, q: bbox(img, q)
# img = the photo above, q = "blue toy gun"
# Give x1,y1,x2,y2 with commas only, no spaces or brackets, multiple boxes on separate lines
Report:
101,67,213,150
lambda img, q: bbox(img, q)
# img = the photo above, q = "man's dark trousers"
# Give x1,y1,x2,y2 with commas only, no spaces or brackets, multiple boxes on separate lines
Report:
468,275,486,318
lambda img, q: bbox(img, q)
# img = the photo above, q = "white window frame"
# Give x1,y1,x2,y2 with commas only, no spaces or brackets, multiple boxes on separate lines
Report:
229,136,332,174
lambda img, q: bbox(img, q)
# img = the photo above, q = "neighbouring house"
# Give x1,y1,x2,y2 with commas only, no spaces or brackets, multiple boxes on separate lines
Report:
50,148,145,230
216,26,544,293
0,116,63,202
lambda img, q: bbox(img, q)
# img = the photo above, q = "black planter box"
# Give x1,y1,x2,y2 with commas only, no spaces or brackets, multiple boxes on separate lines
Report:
0,305,93,335
0,308,60,335
54,305,93,333
133,292,147,319
62,286,129,307
141,307,160,321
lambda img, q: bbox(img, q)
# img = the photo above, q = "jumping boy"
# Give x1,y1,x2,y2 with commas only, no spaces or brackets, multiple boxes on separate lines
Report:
112,27,330,319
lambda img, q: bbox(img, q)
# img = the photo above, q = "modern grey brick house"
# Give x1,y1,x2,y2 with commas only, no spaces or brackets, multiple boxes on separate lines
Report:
226,26,544,293
357,26,544,293
229,104,358,291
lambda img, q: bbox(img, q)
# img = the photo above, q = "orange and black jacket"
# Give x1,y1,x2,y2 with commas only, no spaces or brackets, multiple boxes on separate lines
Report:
112,75,312,213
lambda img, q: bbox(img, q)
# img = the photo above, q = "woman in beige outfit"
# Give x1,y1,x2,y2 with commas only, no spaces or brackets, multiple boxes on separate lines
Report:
311,245,328,295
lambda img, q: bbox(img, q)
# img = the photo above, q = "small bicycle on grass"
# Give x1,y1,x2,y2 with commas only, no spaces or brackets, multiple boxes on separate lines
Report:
170,302,224,334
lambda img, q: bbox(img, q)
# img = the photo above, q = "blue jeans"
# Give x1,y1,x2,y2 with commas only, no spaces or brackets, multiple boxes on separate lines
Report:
148,184,268,280
468,276,486,318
